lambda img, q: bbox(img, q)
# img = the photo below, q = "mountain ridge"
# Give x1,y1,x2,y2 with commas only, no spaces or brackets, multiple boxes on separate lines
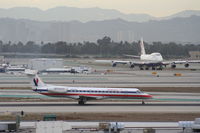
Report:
0,6,200,22
0,15,199,43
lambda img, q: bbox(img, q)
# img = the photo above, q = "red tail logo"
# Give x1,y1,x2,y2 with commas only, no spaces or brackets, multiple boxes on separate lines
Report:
33,78,39,86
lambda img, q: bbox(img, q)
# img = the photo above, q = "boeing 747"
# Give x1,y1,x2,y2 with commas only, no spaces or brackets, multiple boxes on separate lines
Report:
96,38,200,70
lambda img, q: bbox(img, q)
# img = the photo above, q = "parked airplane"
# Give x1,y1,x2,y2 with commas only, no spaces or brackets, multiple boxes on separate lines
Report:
26,70,152,105
97,38,200,70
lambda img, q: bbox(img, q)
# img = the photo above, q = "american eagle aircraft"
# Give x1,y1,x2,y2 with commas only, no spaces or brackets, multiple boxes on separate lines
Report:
96,38,200,70
26,70,152,105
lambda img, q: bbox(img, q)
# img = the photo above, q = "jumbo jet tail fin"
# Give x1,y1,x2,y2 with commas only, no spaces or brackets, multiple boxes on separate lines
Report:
25,69,46,89
140,38,146,55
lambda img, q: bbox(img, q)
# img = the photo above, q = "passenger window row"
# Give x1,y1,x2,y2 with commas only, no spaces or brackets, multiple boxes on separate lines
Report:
67,90,139,93
68,90,121,93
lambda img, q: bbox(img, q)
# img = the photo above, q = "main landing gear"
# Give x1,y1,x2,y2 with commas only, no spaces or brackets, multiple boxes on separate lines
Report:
78,96,87,105
78,100,85,105
139,65,163,71
142,100,145,105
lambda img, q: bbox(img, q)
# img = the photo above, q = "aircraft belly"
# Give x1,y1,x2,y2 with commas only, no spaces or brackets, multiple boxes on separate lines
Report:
39,92,150,100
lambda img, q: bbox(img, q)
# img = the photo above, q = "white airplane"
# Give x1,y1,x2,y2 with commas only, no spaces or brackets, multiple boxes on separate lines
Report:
26,70,152,105
99,38,200,70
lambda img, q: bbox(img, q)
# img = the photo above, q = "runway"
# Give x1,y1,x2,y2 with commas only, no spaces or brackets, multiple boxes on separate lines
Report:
0,64,200,114
0,88,200,113
0,102,200,113
0,90,200,113
1,89,200,100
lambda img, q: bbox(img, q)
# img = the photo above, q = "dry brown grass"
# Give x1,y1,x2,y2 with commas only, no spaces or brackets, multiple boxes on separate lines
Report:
0,112,200,122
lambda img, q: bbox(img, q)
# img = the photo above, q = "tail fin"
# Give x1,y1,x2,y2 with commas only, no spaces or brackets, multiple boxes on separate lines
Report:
25,69,46,89
140,38,146,55
32,75,45,88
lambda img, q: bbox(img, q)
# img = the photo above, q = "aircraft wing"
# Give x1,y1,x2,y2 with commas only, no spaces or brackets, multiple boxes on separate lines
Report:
95,60,131,67
79,95,103,100
95,60,113,63
112,60,131,64
163,60,200,65
173,60,200,64
131,60,200,65
162,60,200,68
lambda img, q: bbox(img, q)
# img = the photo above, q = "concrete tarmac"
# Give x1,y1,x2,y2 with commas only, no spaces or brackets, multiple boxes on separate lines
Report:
0,69,200,87
0,102,200,113
1,89,200,113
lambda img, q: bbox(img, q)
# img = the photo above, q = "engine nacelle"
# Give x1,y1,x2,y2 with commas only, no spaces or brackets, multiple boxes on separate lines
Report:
130,64,135,68
112,63,117,67
171,64,176,68
184,63,189,68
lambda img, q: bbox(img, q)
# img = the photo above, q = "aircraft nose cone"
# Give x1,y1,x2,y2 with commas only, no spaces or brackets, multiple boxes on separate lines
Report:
147,94,153,99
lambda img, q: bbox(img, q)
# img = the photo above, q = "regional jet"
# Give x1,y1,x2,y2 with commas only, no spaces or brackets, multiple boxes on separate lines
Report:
96,38,200,70
26,70,152,105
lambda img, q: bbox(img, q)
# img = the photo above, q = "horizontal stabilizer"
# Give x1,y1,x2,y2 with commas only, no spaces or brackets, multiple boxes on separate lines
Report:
25,69,38,76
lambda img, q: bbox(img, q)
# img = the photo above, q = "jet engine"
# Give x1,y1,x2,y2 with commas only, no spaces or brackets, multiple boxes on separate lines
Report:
171,64,176,68
130,64,135,68
112,63,117,67
184,63,189,68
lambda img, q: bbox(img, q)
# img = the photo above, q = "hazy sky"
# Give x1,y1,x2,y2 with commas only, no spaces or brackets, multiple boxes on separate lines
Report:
0,0,200,17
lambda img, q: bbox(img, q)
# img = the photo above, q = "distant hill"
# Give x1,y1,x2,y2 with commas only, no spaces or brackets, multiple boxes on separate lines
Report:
162,10,200,20
0,15,199,43
0,7,155,22
0,7,200,22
